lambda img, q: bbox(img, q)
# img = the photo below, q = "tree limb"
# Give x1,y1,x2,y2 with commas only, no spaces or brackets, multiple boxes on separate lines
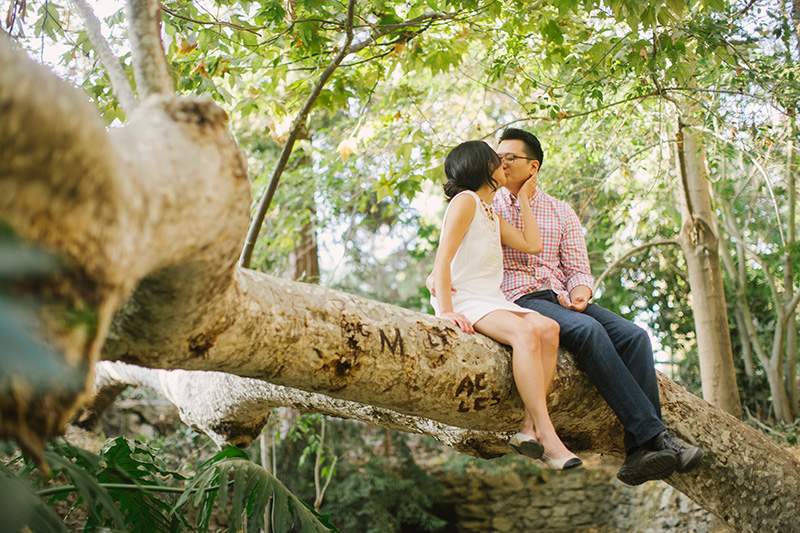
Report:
239,0,357,268
161,5,262,35
127,0,172,99
89,361,515,458
69,0,137,115
593,239,680,294
675,120,697,221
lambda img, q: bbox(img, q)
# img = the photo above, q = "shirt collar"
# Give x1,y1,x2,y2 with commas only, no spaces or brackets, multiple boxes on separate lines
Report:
499,186,541,207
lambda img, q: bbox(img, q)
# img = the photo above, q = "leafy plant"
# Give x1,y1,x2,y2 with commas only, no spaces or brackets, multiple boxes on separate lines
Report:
175,445,339,533
3,436,339,532
320,433,446,533
279,422,447,533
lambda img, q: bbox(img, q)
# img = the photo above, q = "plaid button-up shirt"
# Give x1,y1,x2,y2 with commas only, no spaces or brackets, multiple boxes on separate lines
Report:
493,187,594,303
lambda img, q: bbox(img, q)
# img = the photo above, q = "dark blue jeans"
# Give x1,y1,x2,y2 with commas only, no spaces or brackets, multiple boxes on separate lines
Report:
515,290,666,453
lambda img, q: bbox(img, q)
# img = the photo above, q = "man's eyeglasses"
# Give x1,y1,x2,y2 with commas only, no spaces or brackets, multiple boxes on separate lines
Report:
499,153,536,164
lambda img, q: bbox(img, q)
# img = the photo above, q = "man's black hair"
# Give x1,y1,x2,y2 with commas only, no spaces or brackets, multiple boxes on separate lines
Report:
443,140,502,201
499,128,544,169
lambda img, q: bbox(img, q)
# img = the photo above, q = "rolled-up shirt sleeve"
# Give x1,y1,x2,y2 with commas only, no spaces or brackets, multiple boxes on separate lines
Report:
560,207,594,296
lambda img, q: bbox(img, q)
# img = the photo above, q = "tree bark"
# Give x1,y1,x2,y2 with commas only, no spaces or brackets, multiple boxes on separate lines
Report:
69,0,138,115
674,119,742,419
127,0,172,99
2,36,800,532
784,114,798,418
84,362,516,457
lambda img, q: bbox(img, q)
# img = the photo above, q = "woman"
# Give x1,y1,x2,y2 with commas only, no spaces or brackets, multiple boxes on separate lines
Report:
430,140,580,470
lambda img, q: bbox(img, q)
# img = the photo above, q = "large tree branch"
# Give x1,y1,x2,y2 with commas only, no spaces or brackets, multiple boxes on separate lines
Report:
86,362,513,457
69,0,137,114
127,0,172,99
0,39,246,465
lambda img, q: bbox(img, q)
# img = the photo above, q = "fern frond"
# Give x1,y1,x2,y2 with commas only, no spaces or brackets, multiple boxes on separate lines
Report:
44,449,126,530
175,447,340,533
44,437,191,531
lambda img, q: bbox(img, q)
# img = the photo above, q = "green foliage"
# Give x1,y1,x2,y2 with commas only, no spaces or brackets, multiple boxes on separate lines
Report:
175,446,339,533
0,455,68,533
271,418,447,533
322,455,446,533
3,437,338,532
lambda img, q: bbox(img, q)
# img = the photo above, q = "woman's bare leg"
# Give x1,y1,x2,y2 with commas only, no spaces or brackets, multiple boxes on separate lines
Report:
523,313,560,393
474,310,573,461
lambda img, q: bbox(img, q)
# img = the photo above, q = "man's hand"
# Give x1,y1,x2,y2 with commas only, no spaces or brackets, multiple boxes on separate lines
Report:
557,286,592,312
426,274,457,297
441,311,474,334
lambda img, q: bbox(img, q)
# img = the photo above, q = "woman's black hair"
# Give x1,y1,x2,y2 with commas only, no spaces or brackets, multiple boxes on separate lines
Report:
443,140,502,201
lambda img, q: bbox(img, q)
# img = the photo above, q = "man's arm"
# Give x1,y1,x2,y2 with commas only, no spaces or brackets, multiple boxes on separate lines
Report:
559,204,594,312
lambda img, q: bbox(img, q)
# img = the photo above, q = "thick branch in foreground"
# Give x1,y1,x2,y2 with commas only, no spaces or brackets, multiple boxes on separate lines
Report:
0,39,247,466
0,37,128,468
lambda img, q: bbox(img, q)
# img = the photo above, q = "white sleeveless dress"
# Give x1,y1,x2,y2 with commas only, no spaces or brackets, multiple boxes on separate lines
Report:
431,190,534,325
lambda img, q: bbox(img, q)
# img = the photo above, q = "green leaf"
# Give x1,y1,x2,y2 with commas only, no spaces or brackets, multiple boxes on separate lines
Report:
542,19,564,45
0,464,68,533
44,450,126,529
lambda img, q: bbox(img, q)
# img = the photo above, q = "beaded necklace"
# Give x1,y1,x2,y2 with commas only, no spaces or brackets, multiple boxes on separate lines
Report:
478,196,495,221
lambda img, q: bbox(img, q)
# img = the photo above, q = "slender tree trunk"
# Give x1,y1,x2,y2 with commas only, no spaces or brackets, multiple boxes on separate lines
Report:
674,118,742,418
734,309,755,378
288,219,320,283
287,158,320,283
784,114,798,418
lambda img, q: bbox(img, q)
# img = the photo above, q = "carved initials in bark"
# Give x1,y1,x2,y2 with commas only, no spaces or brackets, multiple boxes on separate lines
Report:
379,327,405,357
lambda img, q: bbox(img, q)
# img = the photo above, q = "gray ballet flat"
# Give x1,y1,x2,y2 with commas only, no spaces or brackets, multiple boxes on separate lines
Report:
509,432,544,460
540,452,582,470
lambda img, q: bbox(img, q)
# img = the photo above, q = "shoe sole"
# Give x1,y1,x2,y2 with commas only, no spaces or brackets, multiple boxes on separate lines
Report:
676,448,705,474
510,440,544,460
616,451,677,486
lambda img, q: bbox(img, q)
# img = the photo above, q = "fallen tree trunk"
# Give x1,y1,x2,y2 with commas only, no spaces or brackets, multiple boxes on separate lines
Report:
1,38,799,532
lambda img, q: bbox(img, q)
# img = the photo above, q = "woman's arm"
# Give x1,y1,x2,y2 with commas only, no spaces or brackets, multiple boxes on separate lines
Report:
432,194,476,333
499,177,542,254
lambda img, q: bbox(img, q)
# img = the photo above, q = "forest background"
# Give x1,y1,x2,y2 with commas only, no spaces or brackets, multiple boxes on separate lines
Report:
2,0,800,531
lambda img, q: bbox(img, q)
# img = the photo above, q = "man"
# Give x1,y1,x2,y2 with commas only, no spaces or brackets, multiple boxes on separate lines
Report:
493,128,704,485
